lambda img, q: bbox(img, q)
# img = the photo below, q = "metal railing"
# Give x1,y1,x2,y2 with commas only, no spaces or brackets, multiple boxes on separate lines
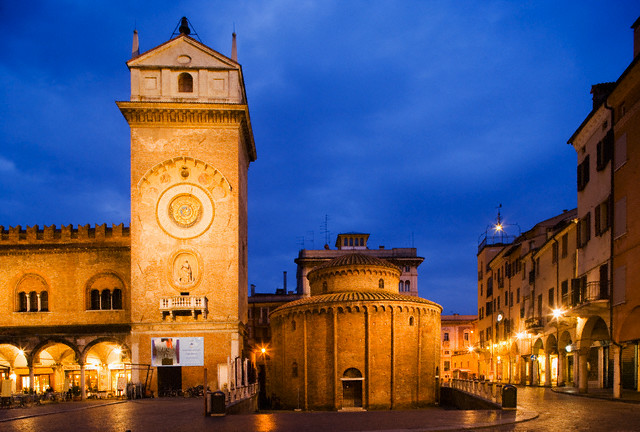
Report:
224,383,259,405
525,316,544,330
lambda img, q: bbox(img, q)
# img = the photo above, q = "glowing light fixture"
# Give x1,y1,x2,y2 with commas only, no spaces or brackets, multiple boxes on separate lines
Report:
552,308,565,320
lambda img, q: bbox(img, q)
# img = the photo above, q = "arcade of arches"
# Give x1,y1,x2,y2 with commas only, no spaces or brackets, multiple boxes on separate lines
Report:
476,314,638,392
0,338,130,397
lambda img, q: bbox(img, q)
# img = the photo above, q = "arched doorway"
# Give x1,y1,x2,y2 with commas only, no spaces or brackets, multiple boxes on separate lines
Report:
341,368,363,409
532,338,544,386
580,316,610,389
545,334,558,385
618,306,640,391
32,341,80,394
83,340,130,397
559,331,573,386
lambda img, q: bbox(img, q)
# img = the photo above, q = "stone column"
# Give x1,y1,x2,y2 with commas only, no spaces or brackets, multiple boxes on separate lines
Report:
557,351,564,387
578,351,588,393
545,353,551,386
613,344,621,399
80,363,86,400
28,364,35,392
531,358,538,386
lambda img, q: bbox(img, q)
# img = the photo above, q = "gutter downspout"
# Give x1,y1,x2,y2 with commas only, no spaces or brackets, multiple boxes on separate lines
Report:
604,100,621,398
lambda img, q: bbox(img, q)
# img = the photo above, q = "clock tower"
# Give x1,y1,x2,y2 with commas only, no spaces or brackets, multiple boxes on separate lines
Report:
117,19,256,391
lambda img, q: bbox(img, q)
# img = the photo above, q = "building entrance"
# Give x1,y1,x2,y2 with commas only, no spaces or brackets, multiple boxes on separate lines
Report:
341,368,363,408
342,380,363,407
157,367,182,396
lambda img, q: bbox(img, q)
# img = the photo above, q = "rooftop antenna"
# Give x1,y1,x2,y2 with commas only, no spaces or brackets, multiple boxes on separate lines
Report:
171,17,203,42
320,215,331,246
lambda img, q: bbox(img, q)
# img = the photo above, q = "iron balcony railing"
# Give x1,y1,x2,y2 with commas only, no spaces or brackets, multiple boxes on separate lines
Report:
525,317,544,330
563,279,609,308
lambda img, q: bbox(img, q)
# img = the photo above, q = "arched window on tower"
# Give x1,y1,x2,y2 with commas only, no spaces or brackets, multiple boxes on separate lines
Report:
18,292,27,312
112,289,123,310
101,289,112,310
178,72,193,92
399,281,404,291
29,291,38,312
40,291,49,312
378,279,384,289
405,281,411,292
90,290,101,310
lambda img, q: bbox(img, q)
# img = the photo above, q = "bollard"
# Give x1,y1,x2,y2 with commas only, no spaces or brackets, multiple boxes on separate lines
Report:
502,384,517,410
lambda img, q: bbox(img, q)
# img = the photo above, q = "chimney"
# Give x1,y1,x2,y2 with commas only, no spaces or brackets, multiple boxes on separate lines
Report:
231,32,237,62
590,83,615,109
633,17,640,59
283,271,287,292
131,29,140,58
250,284,256,296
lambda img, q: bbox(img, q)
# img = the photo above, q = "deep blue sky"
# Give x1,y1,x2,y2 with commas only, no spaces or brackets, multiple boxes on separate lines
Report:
1,1,638,315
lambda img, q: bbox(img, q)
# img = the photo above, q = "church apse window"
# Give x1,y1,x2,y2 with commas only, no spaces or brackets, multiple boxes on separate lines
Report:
378,279,384,289
178,72,193,93
322,281,328,293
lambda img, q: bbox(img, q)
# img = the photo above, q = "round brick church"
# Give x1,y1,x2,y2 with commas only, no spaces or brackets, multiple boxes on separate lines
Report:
269,253,442,410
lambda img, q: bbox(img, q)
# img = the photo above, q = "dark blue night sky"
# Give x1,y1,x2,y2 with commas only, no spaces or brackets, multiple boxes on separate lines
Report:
1,1,638,314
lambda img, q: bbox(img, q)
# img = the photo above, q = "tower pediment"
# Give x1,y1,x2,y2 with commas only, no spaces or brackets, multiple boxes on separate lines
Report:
127,35,246,104
128,35,238,70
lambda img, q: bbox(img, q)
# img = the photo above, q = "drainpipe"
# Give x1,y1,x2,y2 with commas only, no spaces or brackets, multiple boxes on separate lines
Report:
604,100,622,398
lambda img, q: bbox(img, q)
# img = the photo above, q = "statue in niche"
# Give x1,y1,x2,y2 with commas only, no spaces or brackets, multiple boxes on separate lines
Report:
172,252,199,287
180,260,193,284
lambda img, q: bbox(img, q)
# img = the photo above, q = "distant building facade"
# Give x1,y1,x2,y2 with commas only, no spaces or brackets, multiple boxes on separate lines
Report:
295,233,424,297
269,253,441,410
440,315,477,381
473,16,640,396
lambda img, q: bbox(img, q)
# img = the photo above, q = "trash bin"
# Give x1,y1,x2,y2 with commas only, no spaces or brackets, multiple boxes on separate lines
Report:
502,384,517,410
208,391,226,416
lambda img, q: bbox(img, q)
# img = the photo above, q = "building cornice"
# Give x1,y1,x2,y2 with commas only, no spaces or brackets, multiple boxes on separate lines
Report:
117,102,257,161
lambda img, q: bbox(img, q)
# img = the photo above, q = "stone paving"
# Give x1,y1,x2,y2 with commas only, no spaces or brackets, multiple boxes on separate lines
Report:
0,387,638,431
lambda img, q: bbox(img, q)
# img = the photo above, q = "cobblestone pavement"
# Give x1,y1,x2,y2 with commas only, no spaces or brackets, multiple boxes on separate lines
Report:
491,386,640,432
0,387,638,432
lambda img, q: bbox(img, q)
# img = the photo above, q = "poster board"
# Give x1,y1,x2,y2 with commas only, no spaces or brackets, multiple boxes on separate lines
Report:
151,337,204,367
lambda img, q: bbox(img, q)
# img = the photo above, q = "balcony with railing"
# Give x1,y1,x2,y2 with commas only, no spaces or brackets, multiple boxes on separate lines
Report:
524,317,544,331
565,280,609,315
160,295,208,320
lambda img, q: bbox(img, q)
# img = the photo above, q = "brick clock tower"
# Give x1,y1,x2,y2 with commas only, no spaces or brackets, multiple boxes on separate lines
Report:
117,20,256,392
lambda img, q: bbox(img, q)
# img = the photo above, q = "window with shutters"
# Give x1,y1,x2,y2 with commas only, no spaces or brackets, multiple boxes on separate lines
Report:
577,155,590,191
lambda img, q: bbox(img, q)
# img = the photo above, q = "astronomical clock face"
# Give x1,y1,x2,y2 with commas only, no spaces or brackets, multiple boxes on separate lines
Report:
156,183,214,239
